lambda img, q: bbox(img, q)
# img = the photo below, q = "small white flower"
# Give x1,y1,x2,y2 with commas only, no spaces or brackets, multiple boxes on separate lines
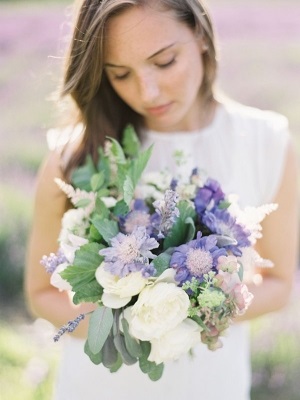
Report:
50,262,72,292
148,318,201,364
60,234,89,264
95,263,148,309
59,208,89,245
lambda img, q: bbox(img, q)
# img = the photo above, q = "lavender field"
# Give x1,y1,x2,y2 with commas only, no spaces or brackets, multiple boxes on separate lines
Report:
0,1,299,399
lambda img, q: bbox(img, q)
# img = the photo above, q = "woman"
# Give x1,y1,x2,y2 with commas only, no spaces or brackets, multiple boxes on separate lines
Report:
25,1,298,399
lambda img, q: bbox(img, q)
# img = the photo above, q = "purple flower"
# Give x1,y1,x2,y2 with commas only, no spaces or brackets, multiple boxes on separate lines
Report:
170,232,227,285
120,199,153,235
194,178,225,215
153,189,180,238
99,226,159,278
202,208,251,256
40,249,67,274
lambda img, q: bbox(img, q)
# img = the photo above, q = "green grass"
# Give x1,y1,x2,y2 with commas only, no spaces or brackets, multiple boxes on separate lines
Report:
0,320,60,400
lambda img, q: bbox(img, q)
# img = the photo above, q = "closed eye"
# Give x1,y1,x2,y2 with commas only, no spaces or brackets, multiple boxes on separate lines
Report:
113,72,130,81
156,58,176,69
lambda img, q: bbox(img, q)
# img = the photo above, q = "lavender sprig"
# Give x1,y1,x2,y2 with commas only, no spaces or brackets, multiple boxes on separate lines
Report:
40,249,67,274
53,314,85,342
153,189,180,238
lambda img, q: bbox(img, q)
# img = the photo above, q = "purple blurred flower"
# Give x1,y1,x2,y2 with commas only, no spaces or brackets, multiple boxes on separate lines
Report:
195,178,225,215
120,199,153,235
202,208,251,256
170,232,227,285
40,249,67,274
99,226,159,278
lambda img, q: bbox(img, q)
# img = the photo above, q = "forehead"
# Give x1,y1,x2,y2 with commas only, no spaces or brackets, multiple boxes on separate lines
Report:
104,6,195,62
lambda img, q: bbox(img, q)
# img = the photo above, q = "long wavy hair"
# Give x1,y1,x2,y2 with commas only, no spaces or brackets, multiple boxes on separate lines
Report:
59,0,218,177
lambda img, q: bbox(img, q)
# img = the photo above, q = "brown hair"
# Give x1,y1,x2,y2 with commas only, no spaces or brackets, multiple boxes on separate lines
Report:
60,0,218,178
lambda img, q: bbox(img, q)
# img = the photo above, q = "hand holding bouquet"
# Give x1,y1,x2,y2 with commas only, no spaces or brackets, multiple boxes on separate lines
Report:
41,126,276,380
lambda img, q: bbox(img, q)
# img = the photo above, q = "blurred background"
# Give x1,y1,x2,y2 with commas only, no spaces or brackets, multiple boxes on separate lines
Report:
0,0,299,399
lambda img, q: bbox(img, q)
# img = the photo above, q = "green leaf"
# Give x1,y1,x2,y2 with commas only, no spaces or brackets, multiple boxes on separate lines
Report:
73,242,104,269
74,198,92,208
88,307,114,354
71,155,96,190
61,243,104,291
95,196,110,219
84,340,102,365
218,200,231,210
184,216,196,242
163,200,196,250
102,334,119,368
191,315,207,330
148,363,164,381
238,261,244,282
123,175,135,206
152,252,171,276
113,200,129,217
108,137,126,164
88,224,102,242
122,124,141,157
92,216,119,244
138,341,157,375
91,171,105,192
113,333,137,365
129,145,153,187
72,280,103,305
109,352,123,373
121,318,142,358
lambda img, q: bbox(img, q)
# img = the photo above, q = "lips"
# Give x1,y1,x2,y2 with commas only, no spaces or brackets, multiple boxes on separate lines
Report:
145,102,173,116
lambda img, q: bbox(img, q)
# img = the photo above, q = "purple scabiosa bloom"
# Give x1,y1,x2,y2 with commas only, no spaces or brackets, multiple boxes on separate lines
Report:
170,232,227,285
153,189,180,239
99,226,159,278
202,208,251,256
40,249,67,274
194,178,225,216
120,199,153,235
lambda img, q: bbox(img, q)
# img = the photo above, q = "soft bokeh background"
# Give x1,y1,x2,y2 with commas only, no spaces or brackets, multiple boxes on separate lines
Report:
0,0,299,399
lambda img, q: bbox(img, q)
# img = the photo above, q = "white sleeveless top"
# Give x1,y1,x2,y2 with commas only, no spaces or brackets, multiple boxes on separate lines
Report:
53,102,290,400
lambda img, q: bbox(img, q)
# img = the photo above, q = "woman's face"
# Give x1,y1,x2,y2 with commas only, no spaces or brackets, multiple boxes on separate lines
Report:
104,5,206,132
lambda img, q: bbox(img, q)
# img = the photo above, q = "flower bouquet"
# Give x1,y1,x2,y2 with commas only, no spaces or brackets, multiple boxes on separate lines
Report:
41,125,276,381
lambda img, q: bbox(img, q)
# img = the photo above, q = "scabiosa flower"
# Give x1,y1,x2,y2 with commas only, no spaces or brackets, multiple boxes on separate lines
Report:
170,232,227,285
194,178,225,216
40,249,67,274
99,226,159,278
202,208,251,256
153,189,180,239
119,199,153,235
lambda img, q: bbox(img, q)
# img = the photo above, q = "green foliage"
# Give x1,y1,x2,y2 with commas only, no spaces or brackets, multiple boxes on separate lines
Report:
88,306,114,354
163,200,197,249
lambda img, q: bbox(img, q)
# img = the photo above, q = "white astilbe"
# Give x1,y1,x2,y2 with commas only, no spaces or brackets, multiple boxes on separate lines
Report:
54,178,96,215
104,140,118,179
227,194,278,244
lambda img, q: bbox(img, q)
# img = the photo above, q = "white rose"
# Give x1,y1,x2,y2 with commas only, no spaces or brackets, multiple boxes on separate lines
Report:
148,318,201,364
50,262,72,292
95,263,148,309
125,279,190,341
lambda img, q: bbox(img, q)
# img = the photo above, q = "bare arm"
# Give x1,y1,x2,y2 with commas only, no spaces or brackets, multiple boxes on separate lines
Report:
25,150,94,338
239,141,299,321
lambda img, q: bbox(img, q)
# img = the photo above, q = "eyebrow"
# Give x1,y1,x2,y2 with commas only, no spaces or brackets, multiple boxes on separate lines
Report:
105,43,176,68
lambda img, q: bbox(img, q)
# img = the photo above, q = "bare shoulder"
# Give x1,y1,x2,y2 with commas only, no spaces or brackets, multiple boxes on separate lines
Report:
35,150,68,218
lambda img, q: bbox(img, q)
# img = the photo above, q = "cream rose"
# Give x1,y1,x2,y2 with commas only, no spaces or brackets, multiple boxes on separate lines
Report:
95,263,148,309
59,208,89,245
148,318,201,364
125,277,190,341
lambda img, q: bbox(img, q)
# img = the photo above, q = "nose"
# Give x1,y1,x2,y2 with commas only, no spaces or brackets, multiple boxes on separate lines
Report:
138,73,160,104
